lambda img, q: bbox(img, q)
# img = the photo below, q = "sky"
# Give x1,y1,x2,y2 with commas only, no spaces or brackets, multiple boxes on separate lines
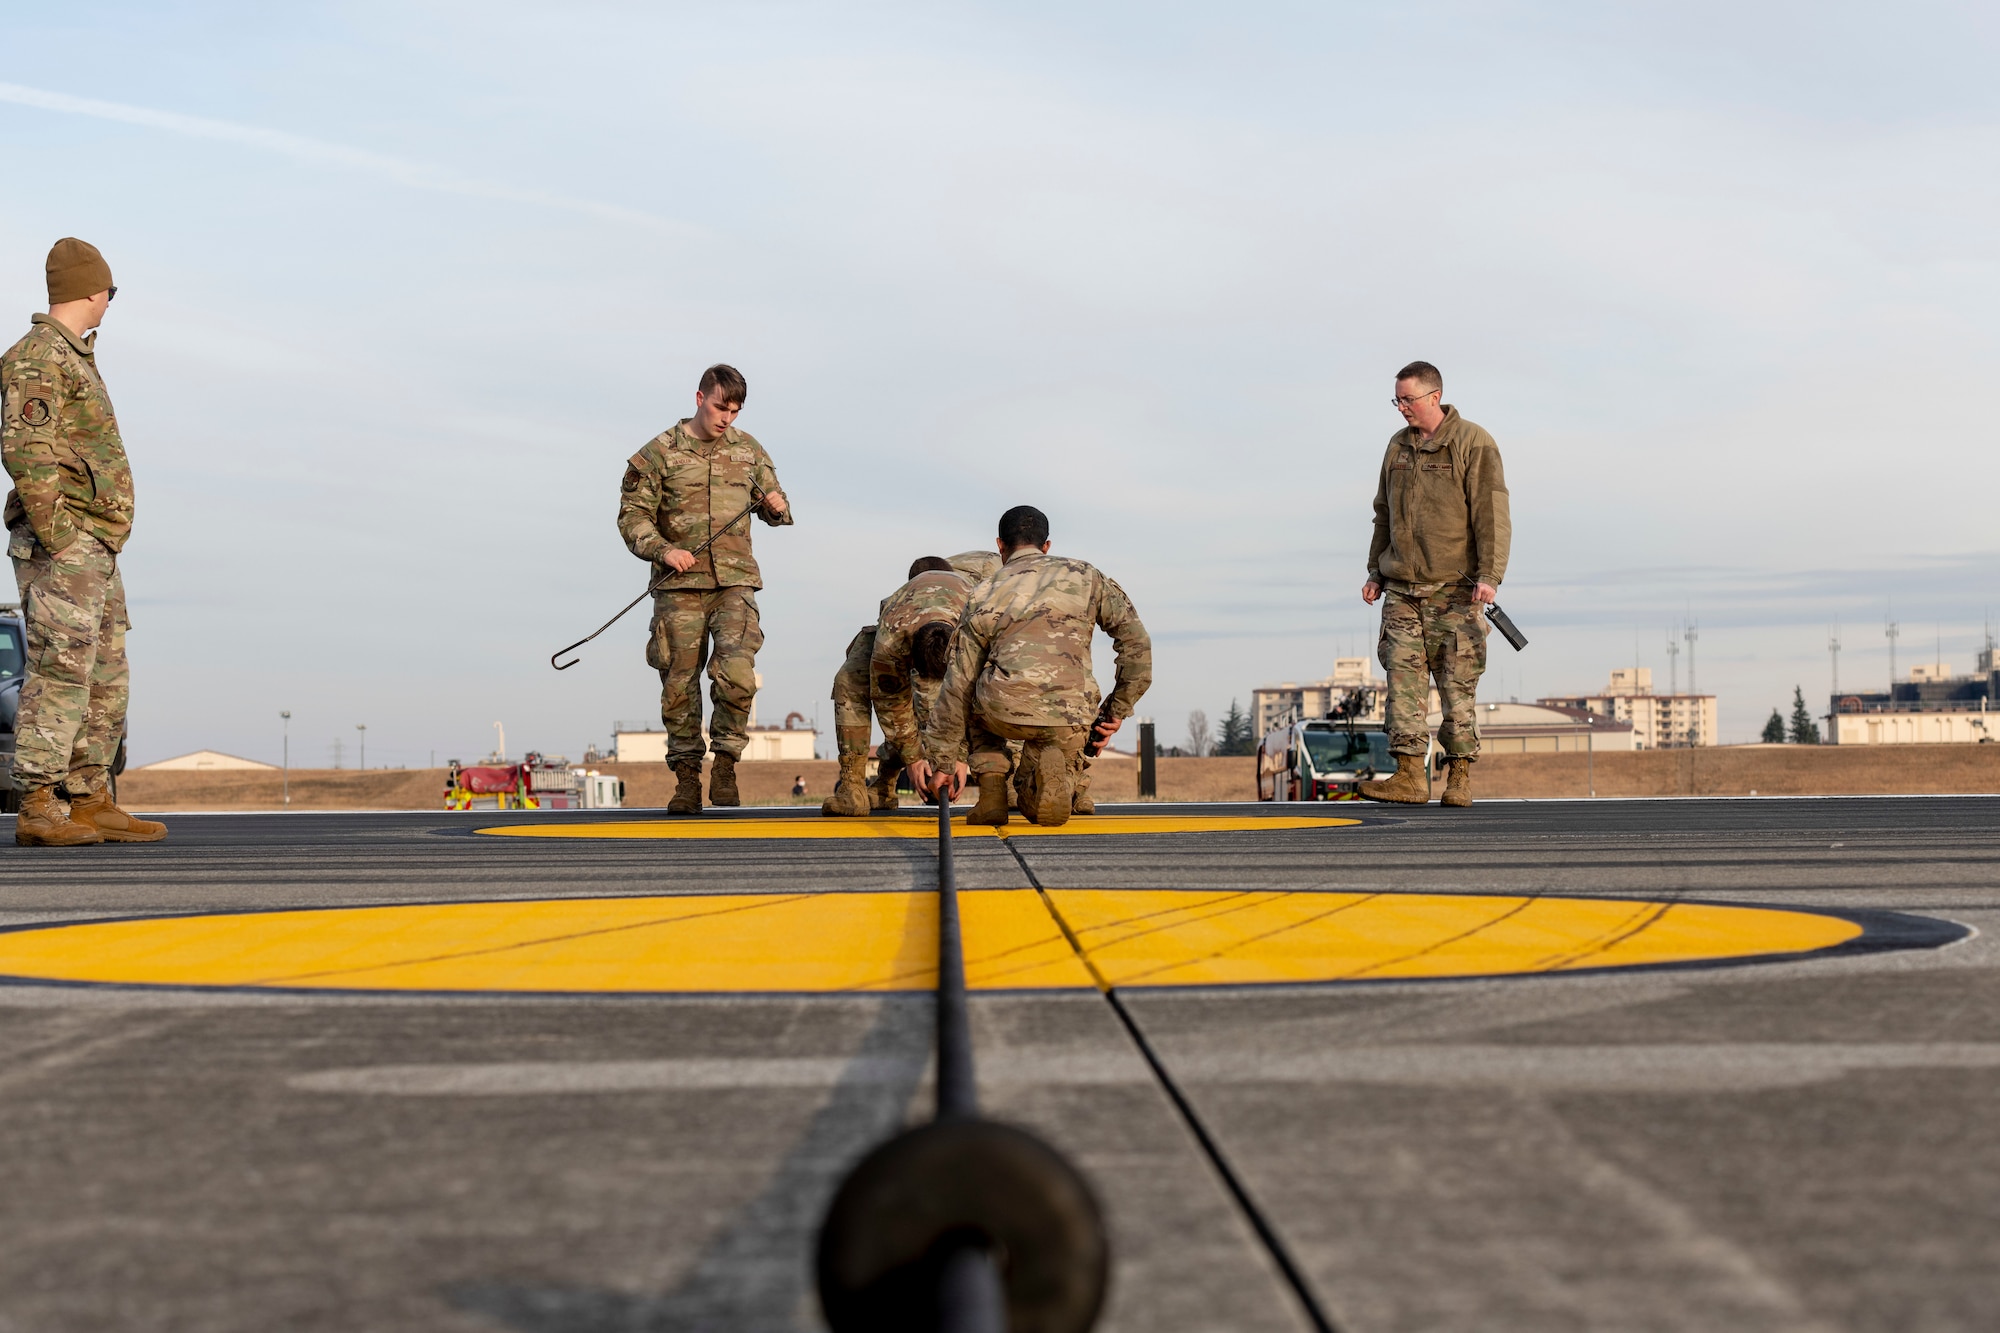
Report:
3,0,1997,767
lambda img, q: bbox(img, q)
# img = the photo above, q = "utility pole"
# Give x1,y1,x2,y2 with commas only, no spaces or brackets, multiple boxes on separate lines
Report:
1829,621,1841,700
357,723,366,771
1885,612,1900,696
281,711,291,807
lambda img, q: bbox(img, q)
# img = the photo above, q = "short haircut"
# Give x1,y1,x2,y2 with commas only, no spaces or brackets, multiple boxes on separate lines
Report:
912,622,955,680
998,504,1050,550
1395,361,1442,394
907,555,955,580
698,363,748,405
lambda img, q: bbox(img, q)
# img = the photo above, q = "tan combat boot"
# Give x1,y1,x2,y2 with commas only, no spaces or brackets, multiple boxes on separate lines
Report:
820,755,871,817
68,790,167,842
707,753,741,807
966,775,1010,826
1019,741,1073,827
868,745,902,812
1070,761,1095,816
15,786,103,847
1441,758,1473,808
1358,755,1431,805
667,760,704,815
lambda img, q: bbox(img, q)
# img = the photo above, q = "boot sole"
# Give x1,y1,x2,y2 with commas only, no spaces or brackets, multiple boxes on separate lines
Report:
91,828,167,842
15,831,105,846
1026,745,1072,827
1357,788,1431,805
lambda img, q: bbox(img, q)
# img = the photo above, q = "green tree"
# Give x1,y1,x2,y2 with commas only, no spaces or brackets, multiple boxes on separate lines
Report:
1216,699,1256,755
1762,709,1786,744
1788,686,1821,745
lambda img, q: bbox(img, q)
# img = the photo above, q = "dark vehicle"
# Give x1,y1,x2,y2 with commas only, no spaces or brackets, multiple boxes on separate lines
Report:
0,605,125,813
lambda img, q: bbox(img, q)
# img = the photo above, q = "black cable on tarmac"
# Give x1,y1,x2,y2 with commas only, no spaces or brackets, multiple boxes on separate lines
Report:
817,793,1110,1333
1000,838,1342,1333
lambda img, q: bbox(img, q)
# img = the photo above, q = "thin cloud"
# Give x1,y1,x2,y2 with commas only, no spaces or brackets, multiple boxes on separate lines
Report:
0,81,691,236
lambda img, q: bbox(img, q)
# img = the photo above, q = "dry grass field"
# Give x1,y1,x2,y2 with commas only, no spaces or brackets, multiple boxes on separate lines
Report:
114,742,2000,810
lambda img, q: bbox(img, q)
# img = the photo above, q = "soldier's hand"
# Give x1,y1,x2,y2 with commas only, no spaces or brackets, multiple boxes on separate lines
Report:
1092,715,1122,746
1361,580,1381,605
762,491,788,517
908,759,967,800
662,549,697,573
1474,582,1497,605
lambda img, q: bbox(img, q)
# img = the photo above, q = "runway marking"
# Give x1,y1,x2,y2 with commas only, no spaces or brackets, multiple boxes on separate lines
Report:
0,891,1866,994
472,814,1364,839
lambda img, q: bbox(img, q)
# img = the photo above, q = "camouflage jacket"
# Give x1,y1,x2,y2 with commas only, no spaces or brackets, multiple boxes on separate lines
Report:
1367,405,1510,589
870,568,980,757
947,549,1002,581
1,315,135,554
617,419,791,590
922,549,1152,764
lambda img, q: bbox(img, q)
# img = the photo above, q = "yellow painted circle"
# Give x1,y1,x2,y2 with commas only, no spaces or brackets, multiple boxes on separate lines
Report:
475,814,1363,839
0,891,1862,994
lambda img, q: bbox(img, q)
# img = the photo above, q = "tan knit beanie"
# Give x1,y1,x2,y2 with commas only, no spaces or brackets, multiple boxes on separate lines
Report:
46,238,114,305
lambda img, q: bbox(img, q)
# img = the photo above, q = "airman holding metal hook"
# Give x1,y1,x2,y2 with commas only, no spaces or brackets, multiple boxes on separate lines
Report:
617,364,791,814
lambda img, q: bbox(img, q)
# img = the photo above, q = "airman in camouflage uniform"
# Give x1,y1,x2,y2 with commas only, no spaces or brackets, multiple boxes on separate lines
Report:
822,551,999,816
2,238,165,846
916,507,1150,827
617,365,791,814
1359,361,1511,808
816,548,996,808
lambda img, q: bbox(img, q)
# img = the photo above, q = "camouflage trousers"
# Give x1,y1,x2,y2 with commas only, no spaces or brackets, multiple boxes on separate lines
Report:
10,526,128,794
650,587,763,764
1377,584,1487,759
967,717,1092,802
829,627,875,760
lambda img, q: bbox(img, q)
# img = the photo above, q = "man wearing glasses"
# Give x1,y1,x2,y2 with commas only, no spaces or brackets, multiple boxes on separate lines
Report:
1,238,163,845
1358,361,1511,808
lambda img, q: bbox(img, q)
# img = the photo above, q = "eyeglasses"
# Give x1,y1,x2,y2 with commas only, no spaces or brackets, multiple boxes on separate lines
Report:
1391,389,1439,408
106,287,117,302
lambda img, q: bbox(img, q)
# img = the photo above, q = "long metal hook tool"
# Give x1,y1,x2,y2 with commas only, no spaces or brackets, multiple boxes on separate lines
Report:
549,487,766,671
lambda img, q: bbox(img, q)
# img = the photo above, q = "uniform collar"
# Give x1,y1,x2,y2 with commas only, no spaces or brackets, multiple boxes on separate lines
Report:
1404,404,1461,452
673,418,738,451
30,312,95,358
1002,546,1041,565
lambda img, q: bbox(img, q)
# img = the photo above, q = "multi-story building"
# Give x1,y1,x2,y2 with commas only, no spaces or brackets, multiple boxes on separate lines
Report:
1252,657,1404,737
1539,668,1717,748
1828,649,1999,745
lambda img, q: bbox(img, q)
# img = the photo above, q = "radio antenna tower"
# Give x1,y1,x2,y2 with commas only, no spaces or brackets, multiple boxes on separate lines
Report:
1684,618,1699,699
1828,619,1841,701
1666,623,1680,695
1885,609,1900,694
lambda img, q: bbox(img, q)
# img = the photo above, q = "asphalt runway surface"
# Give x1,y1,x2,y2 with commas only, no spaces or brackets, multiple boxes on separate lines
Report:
0,796,1995,1332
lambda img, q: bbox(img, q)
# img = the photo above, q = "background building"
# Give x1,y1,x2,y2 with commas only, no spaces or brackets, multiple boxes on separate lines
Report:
1540,668,1717,748
1476,701,1635,753
611,672,820,761
1828,648,1999,744
134,750,279,772
1252,658,1400,737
